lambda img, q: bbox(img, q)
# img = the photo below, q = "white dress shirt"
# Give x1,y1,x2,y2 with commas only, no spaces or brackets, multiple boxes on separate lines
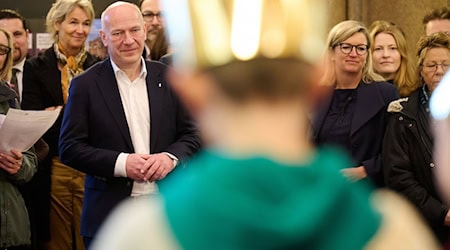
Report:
13,58,26,102
111,58,157,196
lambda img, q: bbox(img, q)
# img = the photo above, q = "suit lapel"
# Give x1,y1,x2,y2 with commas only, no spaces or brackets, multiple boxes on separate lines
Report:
95,60,134,150
42,49,64,104
146,62,165,152
350,83,384,136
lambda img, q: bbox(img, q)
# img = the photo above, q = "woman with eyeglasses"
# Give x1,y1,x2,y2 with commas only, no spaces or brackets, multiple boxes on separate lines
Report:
382,32,450,245
312,20,399,187
0,28,38,250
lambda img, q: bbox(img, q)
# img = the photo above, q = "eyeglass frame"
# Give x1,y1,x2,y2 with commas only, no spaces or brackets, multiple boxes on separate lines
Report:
334,43,369,55
421,62,450,72
0,45,11,56
142,11,163,21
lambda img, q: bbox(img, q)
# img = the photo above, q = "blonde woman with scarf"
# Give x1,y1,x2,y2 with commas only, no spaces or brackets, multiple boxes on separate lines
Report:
21,0,98,249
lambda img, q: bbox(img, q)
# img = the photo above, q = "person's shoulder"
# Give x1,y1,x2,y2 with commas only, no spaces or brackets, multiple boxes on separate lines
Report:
365,190,440,249
91,196,181,250
376,81,399,95
145,59,169,74
26,47,54,68
366,81,399,101
84,53,100,68
159,54,173,65
77,59,108,80
365,81,397,91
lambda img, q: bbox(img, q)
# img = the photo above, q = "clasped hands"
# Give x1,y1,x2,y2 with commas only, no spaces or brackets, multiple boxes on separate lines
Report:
0,149,23,175
126,153,175,182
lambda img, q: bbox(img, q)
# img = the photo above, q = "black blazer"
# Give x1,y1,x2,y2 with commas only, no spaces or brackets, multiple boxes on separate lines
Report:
382,90,450,242
20,46,98,243
59,59,201,237
22,46,98,157
312,82,399,186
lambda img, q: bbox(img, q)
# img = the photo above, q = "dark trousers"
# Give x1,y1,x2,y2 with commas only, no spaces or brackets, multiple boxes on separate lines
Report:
83,237,93,250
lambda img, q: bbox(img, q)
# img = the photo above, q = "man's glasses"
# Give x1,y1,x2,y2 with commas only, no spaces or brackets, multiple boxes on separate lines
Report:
142,11,163,21
422,62,450,72
335,43,369,55
0,45,11,55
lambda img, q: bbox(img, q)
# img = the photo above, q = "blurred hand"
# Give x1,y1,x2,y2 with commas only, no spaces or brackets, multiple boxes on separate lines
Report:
142,153,175,182
44,105,63,111
340,166,367,182
0,149,23,175
445,210,450,226
125,154,151,181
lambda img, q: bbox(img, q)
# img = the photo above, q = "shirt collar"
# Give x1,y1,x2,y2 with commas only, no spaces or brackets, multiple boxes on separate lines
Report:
13,58,26,72
110,57,147,79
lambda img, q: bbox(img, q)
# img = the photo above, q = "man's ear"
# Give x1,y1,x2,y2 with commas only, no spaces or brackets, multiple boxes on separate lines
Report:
167,68,213,117
99,30,108,48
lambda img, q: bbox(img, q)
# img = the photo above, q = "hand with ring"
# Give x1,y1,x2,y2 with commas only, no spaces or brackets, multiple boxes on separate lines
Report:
0,149,23,175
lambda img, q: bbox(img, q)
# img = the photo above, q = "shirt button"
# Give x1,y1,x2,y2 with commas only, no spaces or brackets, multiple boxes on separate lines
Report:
399,116,404,121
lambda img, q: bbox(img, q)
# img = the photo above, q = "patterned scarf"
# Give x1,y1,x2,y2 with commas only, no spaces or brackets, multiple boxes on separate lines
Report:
54,43,87,104
420,84,431,114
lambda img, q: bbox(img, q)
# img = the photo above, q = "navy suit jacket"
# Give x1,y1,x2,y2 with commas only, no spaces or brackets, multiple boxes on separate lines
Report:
59,59,201,237
312,82,398,186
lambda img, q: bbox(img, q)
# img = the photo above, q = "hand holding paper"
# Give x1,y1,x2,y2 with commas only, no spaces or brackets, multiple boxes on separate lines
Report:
0,108,61,153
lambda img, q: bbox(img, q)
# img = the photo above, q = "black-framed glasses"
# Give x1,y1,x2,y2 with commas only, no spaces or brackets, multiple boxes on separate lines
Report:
0,45,11,55
422,62,450,72
142,11,163,21
335,43,369,55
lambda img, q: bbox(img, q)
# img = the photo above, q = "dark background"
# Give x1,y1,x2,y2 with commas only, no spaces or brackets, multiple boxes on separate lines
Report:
1,0,139,55
1,0,139,32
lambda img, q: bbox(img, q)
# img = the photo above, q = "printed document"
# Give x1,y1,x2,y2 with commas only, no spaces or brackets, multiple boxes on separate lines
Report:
0,108,60,153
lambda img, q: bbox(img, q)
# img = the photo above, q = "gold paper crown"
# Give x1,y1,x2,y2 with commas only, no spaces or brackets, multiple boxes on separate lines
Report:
162,0,328,69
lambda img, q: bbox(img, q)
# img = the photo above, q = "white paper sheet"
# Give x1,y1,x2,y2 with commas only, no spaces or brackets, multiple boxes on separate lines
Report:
0,108,61,153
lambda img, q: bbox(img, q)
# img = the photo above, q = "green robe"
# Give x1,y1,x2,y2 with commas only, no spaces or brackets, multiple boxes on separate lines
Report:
161,147,381,250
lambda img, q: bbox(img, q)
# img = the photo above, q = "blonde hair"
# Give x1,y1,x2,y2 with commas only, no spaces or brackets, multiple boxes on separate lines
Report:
46,0,95,42
0,29,13,82
415,32,450,95
321,20,384,86
369,20,416,97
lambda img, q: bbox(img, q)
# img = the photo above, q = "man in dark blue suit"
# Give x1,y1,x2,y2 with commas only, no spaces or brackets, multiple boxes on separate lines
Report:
58,2,201,248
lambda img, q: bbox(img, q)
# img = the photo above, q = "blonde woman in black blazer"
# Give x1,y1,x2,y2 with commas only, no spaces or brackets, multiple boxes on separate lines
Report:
312,20,398,187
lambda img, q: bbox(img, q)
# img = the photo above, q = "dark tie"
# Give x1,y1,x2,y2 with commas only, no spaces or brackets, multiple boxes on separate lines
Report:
10,68,19,97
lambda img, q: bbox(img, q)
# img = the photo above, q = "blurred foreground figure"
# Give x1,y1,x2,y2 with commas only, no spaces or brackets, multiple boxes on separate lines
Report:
92,1,439,249
432,66,450,204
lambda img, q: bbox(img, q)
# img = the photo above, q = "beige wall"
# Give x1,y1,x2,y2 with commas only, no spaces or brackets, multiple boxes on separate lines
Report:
326,0,450,54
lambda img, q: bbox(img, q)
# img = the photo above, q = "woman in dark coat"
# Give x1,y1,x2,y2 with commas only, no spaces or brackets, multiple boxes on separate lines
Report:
383,32,450,245
20,0,98,249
